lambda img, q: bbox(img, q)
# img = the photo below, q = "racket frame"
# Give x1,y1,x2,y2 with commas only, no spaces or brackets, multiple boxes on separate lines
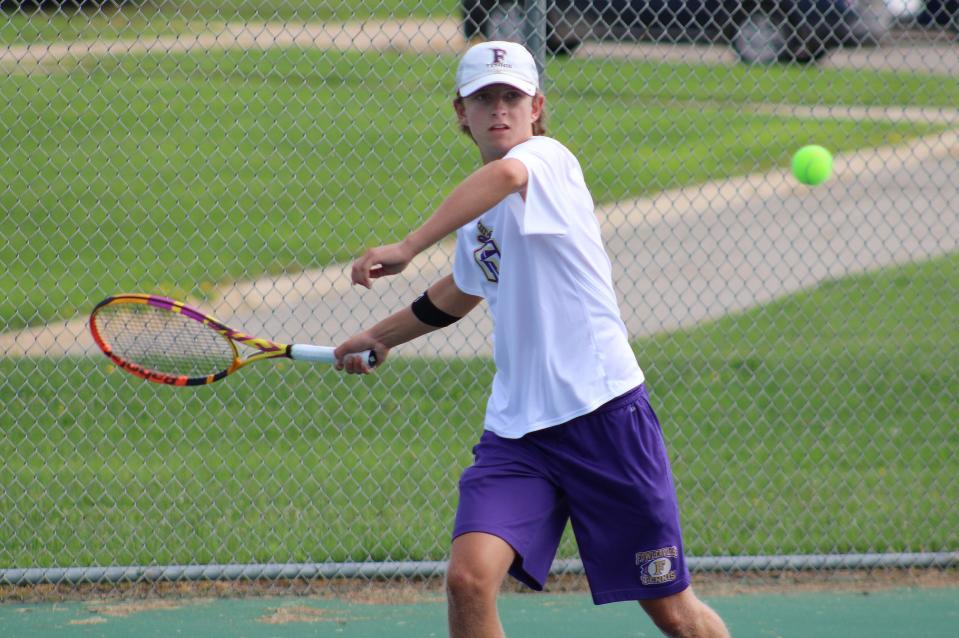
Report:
90,293,302,386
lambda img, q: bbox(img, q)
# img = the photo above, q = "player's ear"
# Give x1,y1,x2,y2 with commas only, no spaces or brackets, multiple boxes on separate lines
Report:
531,93,545,125
453,96,468,126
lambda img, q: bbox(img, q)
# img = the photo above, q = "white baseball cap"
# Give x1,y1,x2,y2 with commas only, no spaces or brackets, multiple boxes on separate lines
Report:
455,41,539,97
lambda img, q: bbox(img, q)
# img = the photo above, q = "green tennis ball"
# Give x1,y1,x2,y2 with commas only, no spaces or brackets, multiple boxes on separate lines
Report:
791,145,833,186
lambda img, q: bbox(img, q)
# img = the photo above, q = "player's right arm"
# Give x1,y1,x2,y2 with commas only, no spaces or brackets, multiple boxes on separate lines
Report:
333,274,481,374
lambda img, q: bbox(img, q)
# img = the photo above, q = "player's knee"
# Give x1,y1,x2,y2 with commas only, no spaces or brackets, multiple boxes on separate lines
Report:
445,563,499,602
640,591,703,638
649,610,698,638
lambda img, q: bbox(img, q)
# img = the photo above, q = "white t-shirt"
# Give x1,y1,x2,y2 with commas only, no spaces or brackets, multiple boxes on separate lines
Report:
452,136,644,439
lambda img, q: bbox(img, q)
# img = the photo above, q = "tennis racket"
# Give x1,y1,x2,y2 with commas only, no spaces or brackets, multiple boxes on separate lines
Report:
89,293,375,386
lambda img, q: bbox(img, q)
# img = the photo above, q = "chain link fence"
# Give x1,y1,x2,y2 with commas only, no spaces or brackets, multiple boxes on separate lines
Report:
2,0,958,598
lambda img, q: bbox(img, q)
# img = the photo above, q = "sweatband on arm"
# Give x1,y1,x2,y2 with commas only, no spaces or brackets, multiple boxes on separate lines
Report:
411,290,462,328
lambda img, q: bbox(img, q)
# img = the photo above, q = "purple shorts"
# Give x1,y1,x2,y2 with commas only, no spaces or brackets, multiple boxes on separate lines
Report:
453,384,690,605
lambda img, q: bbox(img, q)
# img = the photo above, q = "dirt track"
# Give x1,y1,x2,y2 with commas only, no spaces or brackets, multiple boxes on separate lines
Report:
1,19,467,67
5,18,958,75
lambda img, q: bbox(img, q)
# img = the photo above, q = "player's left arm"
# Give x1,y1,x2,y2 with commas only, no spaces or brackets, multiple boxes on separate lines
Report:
351,159,527,288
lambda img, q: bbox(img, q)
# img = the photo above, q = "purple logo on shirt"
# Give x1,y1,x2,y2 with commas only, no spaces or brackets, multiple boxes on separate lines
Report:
473,221,500,283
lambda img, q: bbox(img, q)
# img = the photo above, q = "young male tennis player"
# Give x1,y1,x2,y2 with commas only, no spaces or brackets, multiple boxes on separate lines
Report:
334,40,729,638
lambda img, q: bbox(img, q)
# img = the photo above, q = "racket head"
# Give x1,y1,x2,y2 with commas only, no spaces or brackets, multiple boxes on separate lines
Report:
89,294,246,386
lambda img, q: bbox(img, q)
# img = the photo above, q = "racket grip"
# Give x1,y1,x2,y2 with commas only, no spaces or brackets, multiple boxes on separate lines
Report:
289,344,377,368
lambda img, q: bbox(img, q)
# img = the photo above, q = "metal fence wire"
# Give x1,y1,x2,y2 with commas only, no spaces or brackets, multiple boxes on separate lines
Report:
1,0,958,596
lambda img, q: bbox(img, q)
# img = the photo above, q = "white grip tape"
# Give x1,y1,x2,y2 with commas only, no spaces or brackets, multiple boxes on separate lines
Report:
288,344,336,363
288,344,374,366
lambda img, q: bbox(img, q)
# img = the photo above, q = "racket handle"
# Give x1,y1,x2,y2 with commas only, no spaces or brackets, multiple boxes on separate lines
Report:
288,344,377,368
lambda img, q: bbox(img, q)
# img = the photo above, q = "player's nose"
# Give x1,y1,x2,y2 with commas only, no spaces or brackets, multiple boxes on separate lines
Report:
489,95,509,112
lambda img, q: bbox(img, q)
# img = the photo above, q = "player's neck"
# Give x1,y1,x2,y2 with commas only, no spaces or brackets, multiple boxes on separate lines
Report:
478,133,535,164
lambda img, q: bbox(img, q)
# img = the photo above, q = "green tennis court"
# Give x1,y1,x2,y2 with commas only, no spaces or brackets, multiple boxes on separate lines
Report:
3,587,957,637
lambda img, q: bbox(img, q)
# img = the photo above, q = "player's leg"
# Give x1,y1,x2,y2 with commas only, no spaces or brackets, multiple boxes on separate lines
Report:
449,430,570,638
547,385,730,634
639,587,730,638
554,386,692,605
446,532,515,638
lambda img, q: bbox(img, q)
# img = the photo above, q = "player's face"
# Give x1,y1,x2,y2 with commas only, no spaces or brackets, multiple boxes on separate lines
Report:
455,84,544,162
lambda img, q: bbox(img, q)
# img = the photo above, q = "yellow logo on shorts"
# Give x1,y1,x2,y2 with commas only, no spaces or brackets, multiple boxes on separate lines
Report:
636,546,679,585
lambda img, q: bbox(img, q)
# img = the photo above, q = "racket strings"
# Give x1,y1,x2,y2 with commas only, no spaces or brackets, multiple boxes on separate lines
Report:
94,303,236,377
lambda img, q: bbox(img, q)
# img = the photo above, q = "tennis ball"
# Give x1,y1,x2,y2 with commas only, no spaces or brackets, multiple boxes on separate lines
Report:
791,145,833,186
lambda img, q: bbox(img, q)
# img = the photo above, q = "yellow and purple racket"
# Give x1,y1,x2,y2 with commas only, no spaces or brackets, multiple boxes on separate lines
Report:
89,293,374,386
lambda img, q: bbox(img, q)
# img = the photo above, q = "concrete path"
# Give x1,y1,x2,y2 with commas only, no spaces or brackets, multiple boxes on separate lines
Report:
213,128,959,359
5,128,957,359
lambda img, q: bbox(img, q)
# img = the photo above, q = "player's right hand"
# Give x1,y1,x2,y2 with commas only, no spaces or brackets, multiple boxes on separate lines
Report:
334,334,388,374
351,241,415,288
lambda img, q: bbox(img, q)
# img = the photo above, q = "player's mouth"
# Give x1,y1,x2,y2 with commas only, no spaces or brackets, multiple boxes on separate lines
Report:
489,124,510,132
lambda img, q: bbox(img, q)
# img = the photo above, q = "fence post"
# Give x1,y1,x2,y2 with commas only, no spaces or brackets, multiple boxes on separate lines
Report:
524,0,548,91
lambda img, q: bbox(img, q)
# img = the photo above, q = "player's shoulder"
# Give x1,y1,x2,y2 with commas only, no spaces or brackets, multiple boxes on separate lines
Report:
512,135,571,154
508,136,578,164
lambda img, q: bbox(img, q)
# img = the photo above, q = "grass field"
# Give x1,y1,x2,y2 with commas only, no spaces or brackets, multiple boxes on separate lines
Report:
2,254,956,567
2,47,955,331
